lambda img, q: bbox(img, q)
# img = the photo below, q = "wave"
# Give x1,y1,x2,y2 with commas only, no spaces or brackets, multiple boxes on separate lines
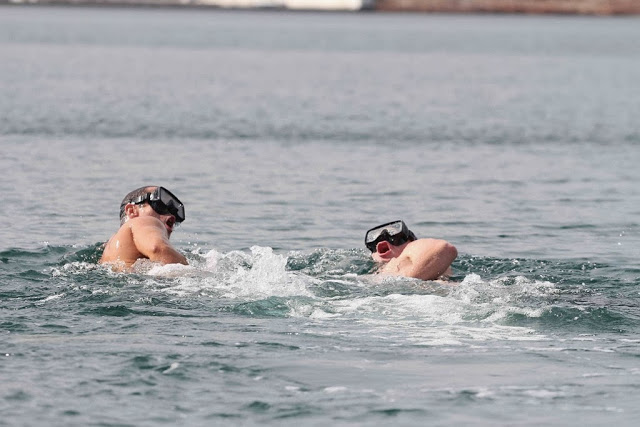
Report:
4,127,637,147
2,244,638,342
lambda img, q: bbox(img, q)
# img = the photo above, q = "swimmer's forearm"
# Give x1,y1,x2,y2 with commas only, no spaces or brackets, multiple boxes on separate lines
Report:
138,237,187,265
146,244,188,265
132,220,188,265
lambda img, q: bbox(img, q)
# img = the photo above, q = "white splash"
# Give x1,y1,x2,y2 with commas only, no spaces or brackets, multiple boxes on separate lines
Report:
143,246,315,299
51,262,99,277
116,249,558,345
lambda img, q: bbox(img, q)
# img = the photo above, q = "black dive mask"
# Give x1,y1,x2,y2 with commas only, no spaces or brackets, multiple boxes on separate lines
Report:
364,220,416,253
132,187,185,223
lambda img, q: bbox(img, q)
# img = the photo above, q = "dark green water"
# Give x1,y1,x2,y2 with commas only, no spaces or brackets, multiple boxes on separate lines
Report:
1,6,639,425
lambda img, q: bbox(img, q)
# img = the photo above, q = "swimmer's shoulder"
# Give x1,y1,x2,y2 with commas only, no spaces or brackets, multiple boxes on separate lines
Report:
99,222,137,266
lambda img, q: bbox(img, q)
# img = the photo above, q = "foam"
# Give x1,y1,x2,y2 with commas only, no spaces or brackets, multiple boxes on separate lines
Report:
142,246,315,299
126,252,556,343
326,291,546,344
51,261,99,277
60,249,561,345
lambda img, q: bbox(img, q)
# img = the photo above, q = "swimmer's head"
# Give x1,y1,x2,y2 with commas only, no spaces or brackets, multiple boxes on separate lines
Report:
120,186,152,225
119,186,185,226
365,220,417,253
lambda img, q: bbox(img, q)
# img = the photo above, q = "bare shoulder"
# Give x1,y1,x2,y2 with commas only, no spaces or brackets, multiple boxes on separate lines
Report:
100,217,164,267
100,222,135,267
390,238,457,281
405,238,457,257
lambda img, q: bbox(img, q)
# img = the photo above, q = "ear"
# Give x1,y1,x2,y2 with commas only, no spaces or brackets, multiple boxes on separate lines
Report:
124,203,139,221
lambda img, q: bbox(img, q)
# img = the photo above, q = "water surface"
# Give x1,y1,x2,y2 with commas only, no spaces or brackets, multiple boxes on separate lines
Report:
1,6,639,426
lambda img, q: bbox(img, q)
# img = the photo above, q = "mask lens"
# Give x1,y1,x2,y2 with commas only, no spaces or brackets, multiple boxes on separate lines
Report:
158,188,185,223
148,187,186,223
149,200,171,216
365,221,403,244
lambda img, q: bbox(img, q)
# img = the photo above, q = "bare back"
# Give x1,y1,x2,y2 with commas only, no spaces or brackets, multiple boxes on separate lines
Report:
100,216,187,271
100,221,144,270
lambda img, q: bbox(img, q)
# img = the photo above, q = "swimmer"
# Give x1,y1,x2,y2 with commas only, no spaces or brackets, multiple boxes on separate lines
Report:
100,186,188,271
365,220,457,281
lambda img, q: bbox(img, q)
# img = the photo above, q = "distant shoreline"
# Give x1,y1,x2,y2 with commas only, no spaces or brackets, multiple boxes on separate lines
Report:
2,0,639,15
376,0,640,15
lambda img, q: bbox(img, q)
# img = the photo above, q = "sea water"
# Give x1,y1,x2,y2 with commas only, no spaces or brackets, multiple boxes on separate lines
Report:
1,6,639,425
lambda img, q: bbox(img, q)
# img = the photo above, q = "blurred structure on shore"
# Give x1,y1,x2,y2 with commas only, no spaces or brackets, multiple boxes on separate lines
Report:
2,0,639,14
377,0,640,15
195,0,374,10
0,0,376,9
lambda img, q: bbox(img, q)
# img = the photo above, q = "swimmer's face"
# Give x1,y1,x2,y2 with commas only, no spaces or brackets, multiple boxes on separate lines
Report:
371,240,410,263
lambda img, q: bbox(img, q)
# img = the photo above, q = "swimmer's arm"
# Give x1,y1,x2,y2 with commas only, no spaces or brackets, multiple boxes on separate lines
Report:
131,217,188,265
397,239,457,281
